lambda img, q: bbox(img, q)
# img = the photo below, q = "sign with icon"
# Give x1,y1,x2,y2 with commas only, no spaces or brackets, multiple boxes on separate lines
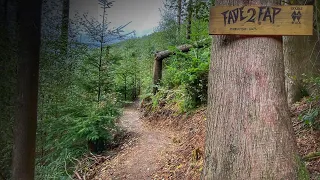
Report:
209,5,313,35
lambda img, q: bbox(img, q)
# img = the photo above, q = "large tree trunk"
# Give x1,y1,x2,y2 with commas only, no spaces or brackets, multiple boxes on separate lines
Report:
283,0,320,105
12,0,42,179
203,1,300,179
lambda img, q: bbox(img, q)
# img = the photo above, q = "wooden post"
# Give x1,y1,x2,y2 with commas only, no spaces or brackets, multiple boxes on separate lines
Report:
152,58,162,94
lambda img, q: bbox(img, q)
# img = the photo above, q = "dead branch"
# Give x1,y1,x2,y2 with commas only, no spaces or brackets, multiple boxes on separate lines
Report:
73,153,110,179
74,172,82,180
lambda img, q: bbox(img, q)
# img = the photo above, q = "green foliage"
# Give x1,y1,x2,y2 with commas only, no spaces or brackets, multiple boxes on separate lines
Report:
302,74,320,96
144,0,212,112
35,149,75,180
75,48,113,101
147,46,210,113
151,88,194,113
72,102,120,142
161,46,210,112
33,0,213,178
36,91,121,178
298,75,320,129
298,108,319,128
111,38,154,102
296,156,310,180
36,37,122,178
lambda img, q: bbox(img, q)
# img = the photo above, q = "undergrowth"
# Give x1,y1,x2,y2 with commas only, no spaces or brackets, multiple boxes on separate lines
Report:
298,76,320,130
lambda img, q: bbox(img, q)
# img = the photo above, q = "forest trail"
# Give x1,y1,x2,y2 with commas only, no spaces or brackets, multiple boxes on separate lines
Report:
95,105,177,180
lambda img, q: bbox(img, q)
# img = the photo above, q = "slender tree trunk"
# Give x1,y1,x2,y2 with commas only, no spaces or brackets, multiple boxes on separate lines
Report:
97,2,107,103
186,0,193,40
98,40,103,102
283,0,320,105
177,0,182,32
39,94,45,164
12,0,42,178
138,77,141,96
203,1,300,179
60,0,69,56
124,76,127,101
134,73,137,99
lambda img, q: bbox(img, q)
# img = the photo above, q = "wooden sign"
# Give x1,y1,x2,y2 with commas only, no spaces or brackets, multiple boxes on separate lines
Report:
209,5,313,35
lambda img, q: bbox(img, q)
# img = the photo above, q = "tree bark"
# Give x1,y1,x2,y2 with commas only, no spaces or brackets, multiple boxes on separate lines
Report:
283,0,320,105
153,58,163,94
203,1,300,179
186,0,193,40
12,0,42,179
177,0,182,32
60,0,69,56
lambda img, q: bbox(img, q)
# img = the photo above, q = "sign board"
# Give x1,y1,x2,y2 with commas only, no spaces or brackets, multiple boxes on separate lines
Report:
209,5,313,35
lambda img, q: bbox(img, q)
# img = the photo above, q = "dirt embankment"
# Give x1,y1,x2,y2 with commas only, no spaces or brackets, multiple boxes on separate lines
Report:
141,105,206,180
84,99,319,180
141,99,320,179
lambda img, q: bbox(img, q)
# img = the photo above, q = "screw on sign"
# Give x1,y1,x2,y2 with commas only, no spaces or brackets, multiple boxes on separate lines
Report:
209,5,314,35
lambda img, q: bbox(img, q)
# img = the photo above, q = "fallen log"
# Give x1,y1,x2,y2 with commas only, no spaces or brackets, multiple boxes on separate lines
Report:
155,44,193,61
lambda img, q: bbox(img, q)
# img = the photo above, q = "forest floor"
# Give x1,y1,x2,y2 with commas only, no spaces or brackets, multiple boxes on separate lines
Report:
92,104,179,179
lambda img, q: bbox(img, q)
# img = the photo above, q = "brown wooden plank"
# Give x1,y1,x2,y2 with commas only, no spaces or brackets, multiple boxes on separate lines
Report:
209,5,313,35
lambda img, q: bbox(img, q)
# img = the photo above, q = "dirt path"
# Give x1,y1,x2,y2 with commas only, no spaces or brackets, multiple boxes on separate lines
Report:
94,106,176,180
